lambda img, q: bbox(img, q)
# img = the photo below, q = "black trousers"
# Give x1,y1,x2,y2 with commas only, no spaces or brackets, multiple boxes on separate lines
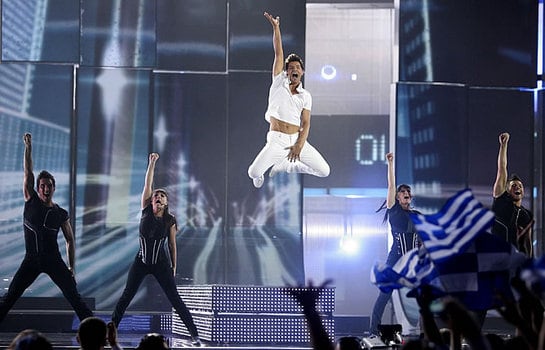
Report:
112,256,199,338
0,254,93,322
370,239,404,334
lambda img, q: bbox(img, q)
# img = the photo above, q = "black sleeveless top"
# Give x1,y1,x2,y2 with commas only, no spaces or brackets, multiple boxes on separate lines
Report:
138,204,177,265
492,191,533,247
387,201,420,254
23,191,68,257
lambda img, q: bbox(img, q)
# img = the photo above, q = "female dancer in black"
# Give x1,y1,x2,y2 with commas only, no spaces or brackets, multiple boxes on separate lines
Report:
370,152,420,335
111,153,200,346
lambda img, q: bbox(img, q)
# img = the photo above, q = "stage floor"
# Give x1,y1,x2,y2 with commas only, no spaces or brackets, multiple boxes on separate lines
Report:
0,331,314,349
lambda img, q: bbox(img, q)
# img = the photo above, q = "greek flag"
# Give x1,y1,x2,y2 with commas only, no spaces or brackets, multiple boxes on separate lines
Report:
411,189,495,261
371,247,438,293
372,189,528,310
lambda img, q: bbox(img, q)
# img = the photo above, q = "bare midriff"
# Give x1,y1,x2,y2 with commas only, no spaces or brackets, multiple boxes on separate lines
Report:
269,116,300,134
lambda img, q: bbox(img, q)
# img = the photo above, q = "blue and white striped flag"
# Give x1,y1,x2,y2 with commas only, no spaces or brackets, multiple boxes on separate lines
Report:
371,246,439,293
410,189,495,262
372,189,528,310
432,230,527,310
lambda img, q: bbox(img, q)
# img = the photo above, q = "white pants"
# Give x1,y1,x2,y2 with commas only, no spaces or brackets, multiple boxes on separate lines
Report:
248,130,330,180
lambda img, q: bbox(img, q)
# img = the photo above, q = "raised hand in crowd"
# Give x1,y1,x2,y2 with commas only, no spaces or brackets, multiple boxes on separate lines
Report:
438,298,491,350
495,276,542,350
287,279,334,350
415,285,447,349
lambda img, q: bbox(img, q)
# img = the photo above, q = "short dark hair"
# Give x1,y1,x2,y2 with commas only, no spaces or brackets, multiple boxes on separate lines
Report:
137,333,169,350
285,53,305,71
336,336,361,350
37,170,55,188
78,317,107,349
508,174,523,183
9,330,53,350
397,184,411,193
153,188,168,198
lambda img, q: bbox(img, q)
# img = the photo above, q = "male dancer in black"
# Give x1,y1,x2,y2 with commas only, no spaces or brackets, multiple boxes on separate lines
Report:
0,133,93,323
492,132,534,256
111,153,200,346
370,152,420,335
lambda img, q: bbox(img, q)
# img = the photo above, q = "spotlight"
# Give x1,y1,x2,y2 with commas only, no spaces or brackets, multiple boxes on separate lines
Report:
339,235,359,255
321,65,337,80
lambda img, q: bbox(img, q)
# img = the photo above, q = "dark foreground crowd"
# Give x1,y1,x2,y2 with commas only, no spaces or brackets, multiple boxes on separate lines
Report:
6,316,168,350
293,277,545,350
6,270,545,350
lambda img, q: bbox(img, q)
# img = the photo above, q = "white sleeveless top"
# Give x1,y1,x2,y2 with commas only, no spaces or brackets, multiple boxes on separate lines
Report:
264,72,312,127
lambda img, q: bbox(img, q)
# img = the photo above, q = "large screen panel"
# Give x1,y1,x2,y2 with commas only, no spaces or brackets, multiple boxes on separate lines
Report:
75,67,152,310
156,0,227,72
305,6,393,116
395,82,468,211
226,71,304,285
399,0,537,88
0,63,73,295
152,72,228,284
2,0,79,62
467,88,534,207
303,115,388,190
228,0,305,72
80,0,156,67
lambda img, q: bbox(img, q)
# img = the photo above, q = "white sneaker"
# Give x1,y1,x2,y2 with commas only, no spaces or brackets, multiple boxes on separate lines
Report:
252,175,264,188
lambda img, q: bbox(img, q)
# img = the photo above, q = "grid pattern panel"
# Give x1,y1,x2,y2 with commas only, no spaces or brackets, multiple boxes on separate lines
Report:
177,285,335,314
173,313,335,344
174,285,336,344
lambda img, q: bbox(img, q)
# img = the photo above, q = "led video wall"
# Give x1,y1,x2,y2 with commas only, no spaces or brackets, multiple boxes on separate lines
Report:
0,0,539,315
399,0,538,88
0,0,307,311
